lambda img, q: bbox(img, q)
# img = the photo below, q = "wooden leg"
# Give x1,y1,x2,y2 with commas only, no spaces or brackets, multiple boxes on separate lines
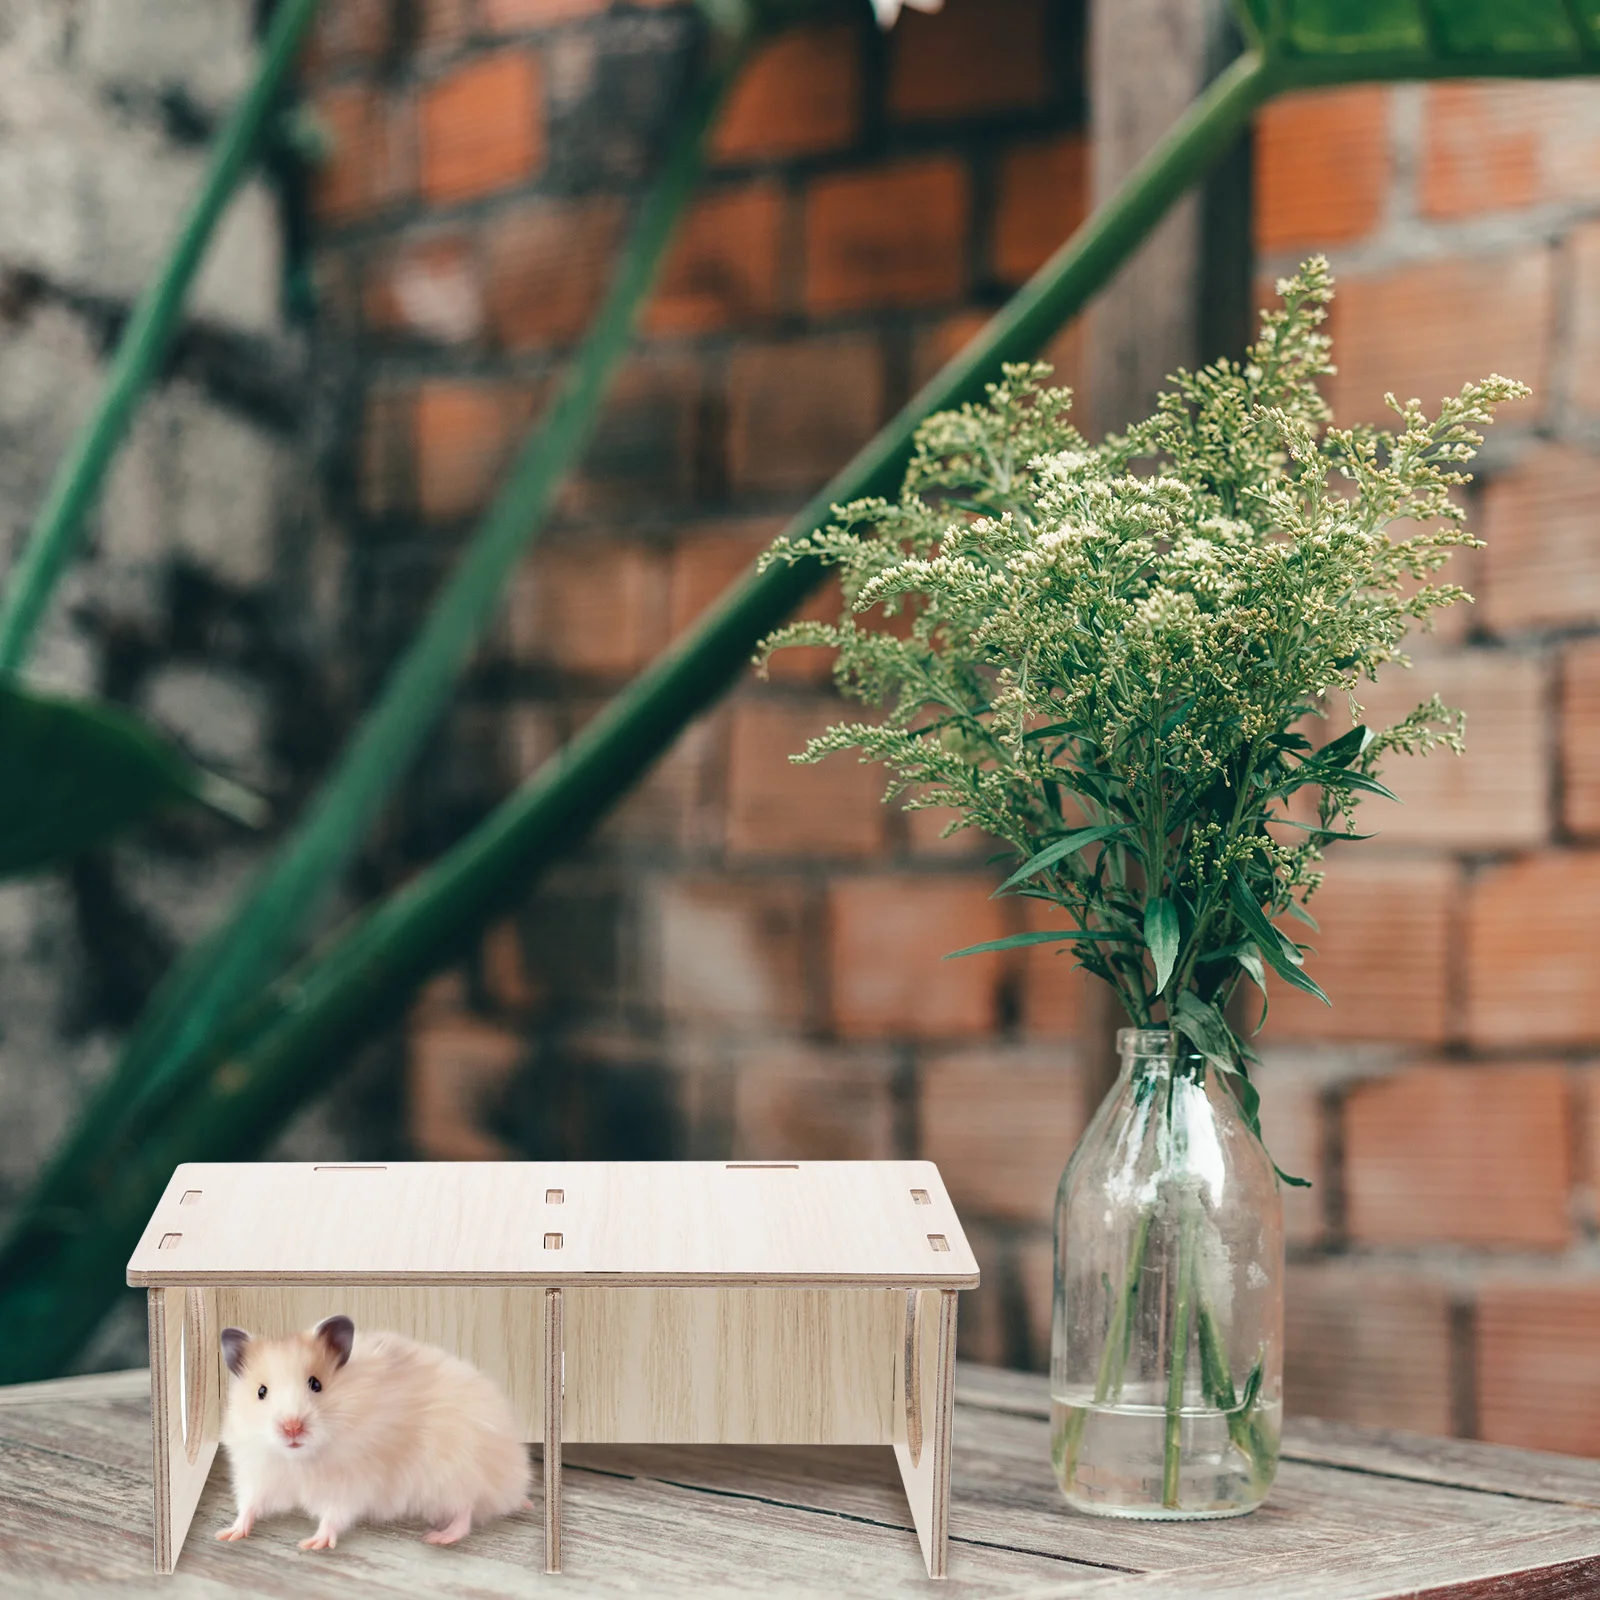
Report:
893,1288,958,1579
544,1286,563,1574
147,1287,220,1575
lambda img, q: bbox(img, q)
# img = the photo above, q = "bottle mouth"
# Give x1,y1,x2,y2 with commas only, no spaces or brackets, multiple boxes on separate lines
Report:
1116,1027,1180,1058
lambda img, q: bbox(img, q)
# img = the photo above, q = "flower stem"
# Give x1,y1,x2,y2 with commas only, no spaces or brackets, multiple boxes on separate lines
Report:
1162,1203,1200,1509
1061,1204,1153,1486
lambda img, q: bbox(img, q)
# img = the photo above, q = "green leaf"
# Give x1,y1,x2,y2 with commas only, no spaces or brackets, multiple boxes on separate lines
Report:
992,824,1127,895
1172,991,1235,1075
1228,871,1331,1004
1145,896,1180,993
0,681,264,877
1318,724,1372,768
1336,770,1400,802
1276,1164,1313,1189
945,927,1135,960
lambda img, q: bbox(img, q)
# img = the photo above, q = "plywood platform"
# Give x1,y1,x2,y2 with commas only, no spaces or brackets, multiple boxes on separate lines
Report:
126,1161,980,1287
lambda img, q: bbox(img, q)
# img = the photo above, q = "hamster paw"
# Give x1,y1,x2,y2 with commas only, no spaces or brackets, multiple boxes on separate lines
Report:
299,1529,339,1552
217,1513,254,1541
422,1510,472,1546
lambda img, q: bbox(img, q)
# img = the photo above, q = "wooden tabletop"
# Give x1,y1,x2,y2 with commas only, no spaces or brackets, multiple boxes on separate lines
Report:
127,1162,980,1287
5,1361,1599,1597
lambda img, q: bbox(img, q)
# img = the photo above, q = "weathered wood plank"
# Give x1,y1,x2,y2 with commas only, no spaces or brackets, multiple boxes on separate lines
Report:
6,1366,1600,1598
1280,1417,1600,1510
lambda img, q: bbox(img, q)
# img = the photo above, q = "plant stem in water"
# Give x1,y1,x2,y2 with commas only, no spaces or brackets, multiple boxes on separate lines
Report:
1162,1203,1200,1509
1061,1204,1153,1485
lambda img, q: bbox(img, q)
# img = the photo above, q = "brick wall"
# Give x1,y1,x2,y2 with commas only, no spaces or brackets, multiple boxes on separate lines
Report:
1256,79,1600,1453
302,0,1088,1378
301,2,1600,1453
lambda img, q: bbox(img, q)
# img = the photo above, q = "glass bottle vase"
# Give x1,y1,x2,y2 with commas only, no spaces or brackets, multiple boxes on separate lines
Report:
1050,1027,1283,1518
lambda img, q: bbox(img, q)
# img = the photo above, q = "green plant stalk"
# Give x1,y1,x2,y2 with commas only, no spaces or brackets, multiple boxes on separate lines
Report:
1196,1301,1272,1485
1059,1204,1153,1489
0,47,1274,1382
1162,1204,1200,1509
0,0,323,672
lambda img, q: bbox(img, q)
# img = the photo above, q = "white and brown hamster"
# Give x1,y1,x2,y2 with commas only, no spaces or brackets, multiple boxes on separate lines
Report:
216,1314,530,1552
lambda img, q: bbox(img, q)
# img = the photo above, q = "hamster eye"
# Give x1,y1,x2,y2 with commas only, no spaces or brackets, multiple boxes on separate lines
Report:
308,1376,321,1393
257,1385,267,1400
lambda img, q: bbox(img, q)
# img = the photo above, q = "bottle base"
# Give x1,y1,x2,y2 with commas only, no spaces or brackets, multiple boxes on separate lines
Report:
1059,1492,1264,1521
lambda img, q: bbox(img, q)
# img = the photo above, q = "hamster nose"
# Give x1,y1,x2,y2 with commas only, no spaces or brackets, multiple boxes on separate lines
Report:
279,1418,306,1442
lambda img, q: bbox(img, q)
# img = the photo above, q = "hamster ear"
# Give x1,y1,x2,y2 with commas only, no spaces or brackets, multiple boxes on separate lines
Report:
314,1314,355,1370
220,1328,251,1377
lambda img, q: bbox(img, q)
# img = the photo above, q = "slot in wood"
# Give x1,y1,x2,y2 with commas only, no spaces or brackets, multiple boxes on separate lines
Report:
927,1235,949,1252
910,1189,930,1205
544,1233,564,1250
546,1188,564,1204
179,1190,202,1205
159,1233,182,1250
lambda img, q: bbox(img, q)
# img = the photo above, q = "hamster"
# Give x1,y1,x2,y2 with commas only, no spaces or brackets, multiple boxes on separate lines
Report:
216,1314,530,1552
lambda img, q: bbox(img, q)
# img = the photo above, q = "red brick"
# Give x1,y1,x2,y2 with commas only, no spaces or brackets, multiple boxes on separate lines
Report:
1266,855,1455,1044
827,873,1008,1037
485,196,625,350
481,918,540,1013
359,382,415,515
1563,640,1600,838
712,25,861,164
485,0,606,25
731,1041,898,1160
1019,897,1091,1040
508,539,666,676
667,522,838,687
888,0,1050,123
1566,222,1600,416
312,84,414,222
406,1012,522,1160
993,134,1088,286
919,1043,1088,1224
805,158,970,316
1326,251,1549,427
1478,1283,1600,1455
1466,852,1600,1049
364,230,484,344
1254,87,1390,253
725,699,887,859
1251,1056,1328,1246
1420,82,1540,220
1480,443,1600,633
1307,652,1547,849
656,877,810,1029
645,184,786,335
726,335,884,493
419,51,543,206
1285,1263,1454,1435
414,380,530,520
304,0,389,75
1344,1063,1572,1249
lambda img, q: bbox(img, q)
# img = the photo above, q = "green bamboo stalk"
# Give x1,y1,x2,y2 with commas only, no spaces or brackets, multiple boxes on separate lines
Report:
0,47,1274,1381
0,0,323,672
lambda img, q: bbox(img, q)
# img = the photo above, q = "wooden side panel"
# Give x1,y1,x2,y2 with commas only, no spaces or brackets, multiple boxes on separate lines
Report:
147,1287,220,1573
213,1286,546,1441
893,1288,958,1580
544,1287,563,1575
563,1288,900,1445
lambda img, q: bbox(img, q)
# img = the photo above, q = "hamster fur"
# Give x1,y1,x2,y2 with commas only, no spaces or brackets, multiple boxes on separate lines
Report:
216,1314,530,1551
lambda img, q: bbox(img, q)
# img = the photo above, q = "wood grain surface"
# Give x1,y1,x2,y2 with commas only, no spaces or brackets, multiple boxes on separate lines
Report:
5,1363,1600,1596
126,1162,979,1287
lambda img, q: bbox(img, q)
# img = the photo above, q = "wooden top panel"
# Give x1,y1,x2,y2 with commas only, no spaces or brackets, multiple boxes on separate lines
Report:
126,1161,979,1288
